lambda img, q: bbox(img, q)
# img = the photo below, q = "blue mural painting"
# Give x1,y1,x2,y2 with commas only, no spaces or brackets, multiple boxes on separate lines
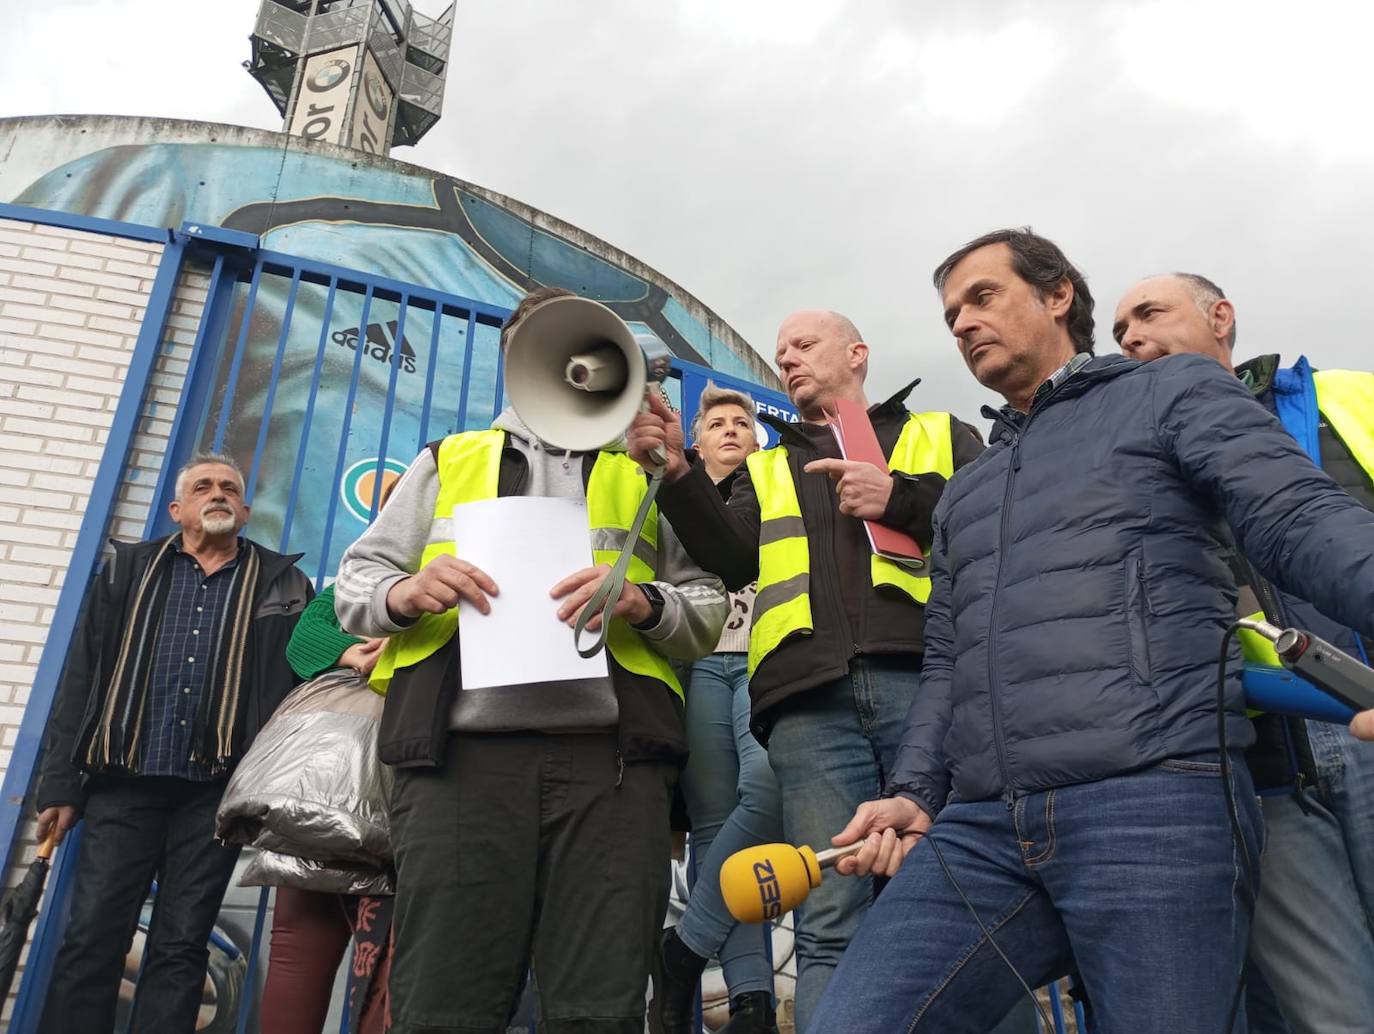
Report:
12,140,771,580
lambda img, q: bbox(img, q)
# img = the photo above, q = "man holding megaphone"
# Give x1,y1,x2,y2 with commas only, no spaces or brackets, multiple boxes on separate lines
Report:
334,287,727,1034
628,309,985,1031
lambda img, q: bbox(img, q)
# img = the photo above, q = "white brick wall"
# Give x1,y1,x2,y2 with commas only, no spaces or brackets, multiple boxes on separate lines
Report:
0,217,211,1019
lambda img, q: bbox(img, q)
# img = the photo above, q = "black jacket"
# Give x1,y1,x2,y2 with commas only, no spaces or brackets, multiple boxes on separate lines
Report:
36,536,312,811
375,443,695,769
657,381,984,737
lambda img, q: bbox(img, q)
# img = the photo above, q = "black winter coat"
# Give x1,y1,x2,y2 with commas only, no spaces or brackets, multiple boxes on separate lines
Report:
887,354,1374,816
36,536,311,811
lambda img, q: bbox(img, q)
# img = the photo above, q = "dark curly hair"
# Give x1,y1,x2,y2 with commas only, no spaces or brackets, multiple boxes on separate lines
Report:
932,228,1096,355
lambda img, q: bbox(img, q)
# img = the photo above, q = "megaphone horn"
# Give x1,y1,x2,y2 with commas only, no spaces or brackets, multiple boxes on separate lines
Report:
503,295,674,661
504,296,672,454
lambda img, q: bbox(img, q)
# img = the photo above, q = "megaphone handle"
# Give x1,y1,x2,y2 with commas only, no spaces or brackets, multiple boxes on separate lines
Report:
574,472,666,658
640,393,668,470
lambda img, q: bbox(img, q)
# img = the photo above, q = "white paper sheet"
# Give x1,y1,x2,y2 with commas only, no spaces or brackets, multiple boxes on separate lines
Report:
450,496,609,690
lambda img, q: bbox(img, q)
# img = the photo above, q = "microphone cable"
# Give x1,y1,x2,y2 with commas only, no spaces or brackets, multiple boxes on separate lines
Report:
897,619,1257,1034
913,829,1056,1032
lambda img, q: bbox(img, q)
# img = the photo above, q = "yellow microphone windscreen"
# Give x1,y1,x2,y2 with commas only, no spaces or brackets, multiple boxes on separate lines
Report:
720,843,823,923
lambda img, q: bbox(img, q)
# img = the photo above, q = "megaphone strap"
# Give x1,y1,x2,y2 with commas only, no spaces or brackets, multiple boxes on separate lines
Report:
574,471,665,658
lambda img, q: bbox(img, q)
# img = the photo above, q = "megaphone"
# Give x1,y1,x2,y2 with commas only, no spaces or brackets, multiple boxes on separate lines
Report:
720,841,862,924
503,295,674,659
504,295,673,454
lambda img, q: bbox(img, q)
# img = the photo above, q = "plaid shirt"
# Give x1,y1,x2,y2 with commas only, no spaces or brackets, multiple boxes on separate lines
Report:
139,538,244,779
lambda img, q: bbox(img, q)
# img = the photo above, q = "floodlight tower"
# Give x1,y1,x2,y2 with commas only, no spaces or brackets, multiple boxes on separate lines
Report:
246,0,453,155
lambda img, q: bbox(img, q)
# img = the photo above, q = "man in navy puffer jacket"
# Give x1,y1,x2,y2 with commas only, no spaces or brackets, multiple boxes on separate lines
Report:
809,229,1374,1034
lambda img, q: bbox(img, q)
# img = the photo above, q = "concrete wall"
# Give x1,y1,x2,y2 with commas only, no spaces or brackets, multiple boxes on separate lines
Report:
0,215,207,1020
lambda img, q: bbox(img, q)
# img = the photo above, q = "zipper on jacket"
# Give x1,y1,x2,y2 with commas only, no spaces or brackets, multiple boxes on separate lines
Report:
986,433,1021,802
615,749,624,787
806,449,853,673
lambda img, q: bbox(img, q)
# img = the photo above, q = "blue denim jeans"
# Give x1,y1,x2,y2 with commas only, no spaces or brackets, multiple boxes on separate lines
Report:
811,755,1263,1034
1247,720,1374,1034
678,653,784,997
763,655,916,1031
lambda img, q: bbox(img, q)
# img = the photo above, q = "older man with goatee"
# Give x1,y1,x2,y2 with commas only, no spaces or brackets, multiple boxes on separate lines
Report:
34,452,311,1034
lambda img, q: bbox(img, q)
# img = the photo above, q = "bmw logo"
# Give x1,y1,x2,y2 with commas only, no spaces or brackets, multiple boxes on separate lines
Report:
308,59,351,92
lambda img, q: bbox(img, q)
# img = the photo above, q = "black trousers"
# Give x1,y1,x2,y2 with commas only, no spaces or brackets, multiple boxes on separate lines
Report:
38,775,240,1034
388,732,675,1034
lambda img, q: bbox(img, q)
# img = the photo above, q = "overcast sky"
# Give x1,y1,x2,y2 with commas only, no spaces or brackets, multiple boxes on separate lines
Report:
4,0,1372,422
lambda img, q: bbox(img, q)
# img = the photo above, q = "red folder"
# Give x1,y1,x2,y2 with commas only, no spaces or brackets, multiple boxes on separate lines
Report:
825,399,926,570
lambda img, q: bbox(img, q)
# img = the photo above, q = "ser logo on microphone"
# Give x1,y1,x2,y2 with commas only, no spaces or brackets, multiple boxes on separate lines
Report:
753,859,782,920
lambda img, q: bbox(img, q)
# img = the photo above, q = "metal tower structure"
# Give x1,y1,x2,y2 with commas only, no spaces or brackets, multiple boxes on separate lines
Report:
246,0,453,154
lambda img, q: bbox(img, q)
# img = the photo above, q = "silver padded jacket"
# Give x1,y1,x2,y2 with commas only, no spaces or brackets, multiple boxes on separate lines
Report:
217,668,393,895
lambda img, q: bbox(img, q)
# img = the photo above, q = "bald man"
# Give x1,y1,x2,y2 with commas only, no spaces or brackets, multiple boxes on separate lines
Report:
630,309,987,1031
1115,272,1374,1034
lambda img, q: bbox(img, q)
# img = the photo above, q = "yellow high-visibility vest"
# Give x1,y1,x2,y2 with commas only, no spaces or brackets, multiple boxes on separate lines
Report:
370,430,682,699
746,411,955,677
1239,370,1374,667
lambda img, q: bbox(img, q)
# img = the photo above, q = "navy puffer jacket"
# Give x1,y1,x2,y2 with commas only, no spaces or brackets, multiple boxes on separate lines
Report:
888,353,1374,816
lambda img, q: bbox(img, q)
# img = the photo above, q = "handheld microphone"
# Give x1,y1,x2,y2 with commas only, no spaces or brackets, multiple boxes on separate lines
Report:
1238,618,1374,714
720,841,862,924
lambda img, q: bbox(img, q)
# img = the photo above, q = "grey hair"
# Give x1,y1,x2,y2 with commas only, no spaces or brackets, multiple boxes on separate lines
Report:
1172,272,1237,349
690,382,756,442
174,452,245,498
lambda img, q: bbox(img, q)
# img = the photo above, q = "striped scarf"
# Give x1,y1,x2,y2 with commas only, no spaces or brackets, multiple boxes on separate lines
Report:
84,536,262,776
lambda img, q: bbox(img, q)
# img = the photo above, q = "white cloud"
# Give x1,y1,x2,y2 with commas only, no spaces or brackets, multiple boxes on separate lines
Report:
1112,0,1374,161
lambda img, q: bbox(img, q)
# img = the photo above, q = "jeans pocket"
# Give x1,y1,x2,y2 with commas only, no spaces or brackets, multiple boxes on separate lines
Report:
1157,757,1224,775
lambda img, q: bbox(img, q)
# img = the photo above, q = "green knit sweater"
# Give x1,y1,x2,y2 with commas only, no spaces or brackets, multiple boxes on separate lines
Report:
284,584,363,680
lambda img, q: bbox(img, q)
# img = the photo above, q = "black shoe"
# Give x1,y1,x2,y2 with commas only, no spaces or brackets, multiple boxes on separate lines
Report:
649,926,707,1034
717,991,779,1034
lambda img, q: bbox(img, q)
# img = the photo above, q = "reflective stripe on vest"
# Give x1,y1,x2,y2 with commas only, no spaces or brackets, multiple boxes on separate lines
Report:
746,411,956,678
370,432,682,699
871,411,955,604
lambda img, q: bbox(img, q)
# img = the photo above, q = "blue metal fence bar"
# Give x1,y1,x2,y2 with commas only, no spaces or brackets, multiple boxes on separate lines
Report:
491,333,506,424
0,202,169,244
313,285,376,591
4,230,187,1034
250,248,508,328
246,267,304,505
416,302,445,452
454,310,478,434
368,292,410,518
1048,979,1067,1032
211,258,266,452
337,971,354,1034
234,886,273,1034
279,277,340,551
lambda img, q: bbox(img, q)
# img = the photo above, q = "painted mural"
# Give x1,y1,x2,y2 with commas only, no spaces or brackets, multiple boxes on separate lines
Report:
1,116,780,581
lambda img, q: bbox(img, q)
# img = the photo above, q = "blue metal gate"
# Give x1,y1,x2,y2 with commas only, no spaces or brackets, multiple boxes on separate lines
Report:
0,209,805,1033
0,204,1086,1033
